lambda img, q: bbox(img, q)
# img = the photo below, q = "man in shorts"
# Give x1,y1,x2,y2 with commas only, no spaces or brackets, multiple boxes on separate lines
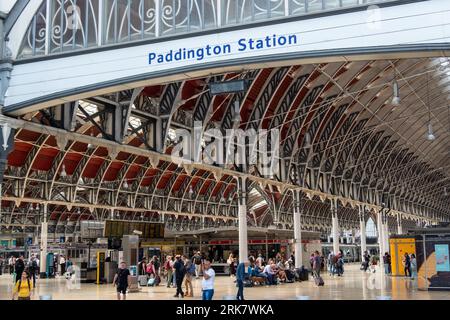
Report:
113,262,131,300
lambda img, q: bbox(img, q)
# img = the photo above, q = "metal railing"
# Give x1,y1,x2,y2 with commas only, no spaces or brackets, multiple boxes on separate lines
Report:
18,0,400,59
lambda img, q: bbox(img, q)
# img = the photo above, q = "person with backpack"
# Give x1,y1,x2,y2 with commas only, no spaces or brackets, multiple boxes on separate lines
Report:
192,251,202,279
12,271,33,300
183,255,195,297
14,256,25,283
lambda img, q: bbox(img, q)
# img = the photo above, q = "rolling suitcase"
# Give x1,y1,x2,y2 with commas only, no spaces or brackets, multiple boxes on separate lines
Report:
314,274,324,286
138,275,148,286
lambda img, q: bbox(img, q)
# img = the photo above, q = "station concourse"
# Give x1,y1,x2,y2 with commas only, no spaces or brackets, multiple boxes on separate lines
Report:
0,0,449,301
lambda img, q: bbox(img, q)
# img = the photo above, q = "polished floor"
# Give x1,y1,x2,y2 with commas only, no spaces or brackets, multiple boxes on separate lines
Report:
1,264,449,300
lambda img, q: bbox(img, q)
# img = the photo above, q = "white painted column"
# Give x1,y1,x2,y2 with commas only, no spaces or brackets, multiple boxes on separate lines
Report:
40,203,48,276
237,177,248,263
397,213,403,235
331,202,339,254
293,189,302,268
384,221,390,253
377,211,384,256
359,207,367,261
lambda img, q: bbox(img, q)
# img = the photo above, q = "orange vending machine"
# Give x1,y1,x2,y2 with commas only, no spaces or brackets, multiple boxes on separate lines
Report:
390,236,416,276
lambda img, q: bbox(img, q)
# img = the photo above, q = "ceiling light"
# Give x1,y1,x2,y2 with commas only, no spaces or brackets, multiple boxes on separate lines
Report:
304,132,312,148
60,164,67,177
392,80,400,106
189,185,194,195
123,180,129,189
426,123,436,141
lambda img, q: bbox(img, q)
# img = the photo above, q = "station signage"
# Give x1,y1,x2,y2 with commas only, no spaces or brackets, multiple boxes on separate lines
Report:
148,34,298,65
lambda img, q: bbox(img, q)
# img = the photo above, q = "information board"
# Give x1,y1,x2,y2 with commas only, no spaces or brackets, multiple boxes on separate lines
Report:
104,220,165,239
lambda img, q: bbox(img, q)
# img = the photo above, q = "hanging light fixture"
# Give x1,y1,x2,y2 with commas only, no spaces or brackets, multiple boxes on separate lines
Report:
233,100,241,124
87,131,95,149
189,185,194,196
425,72,436,141
426,123,436,141
60,164,67,177
123,180,129,189
304,132,312,148
77,207,81,215
392,80,400,106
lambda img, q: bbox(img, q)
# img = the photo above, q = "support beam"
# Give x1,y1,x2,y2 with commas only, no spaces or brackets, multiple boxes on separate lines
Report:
293,189,302,268
377,210,385,256
39,203,48,277
359,206,367,262
237,176,248,263
331,201,339,255
397,213,403,235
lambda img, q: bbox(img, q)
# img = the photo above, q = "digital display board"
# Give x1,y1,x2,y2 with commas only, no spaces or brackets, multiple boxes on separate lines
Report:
104,220,165,239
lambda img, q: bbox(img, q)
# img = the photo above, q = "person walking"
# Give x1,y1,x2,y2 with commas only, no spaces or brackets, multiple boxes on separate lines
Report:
165,255,174,288
236,260,249,300
173,255,186,298
327,251,335,276
383,252,391,275
113,262,131,300
403,252,411,277
12,271,33,300
201,260,215,300
192,251,202,279
410,254,418,280
183,255,195,297
312,251,322,278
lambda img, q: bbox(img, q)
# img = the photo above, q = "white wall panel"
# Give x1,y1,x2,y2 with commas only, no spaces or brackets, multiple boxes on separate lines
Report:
5,0,450,112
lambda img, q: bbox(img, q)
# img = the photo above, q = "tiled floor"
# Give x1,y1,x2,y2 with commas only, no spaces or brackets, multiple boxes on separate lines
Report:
1,264,449,300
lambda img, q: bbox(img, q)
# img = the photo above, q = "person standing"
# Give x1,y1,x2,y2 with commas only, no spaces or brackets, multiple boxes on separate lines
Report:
192,251,202,279
362,251,370,272
138,258,147,276
312,251,322,277
60,255,66,275
173,255,186,298
183,255,194,297
12,271,33,300
28,255,38,287
201,260,215,300
113,262,131,300
9,256,16,275
383,252,391,275
14,256,25,283
236,260,249,300
410,254,418,280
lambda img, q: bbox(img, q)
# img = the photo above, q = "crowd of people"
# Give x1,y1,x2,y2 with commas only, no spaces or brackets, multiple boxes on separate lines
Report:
132,251,216,300
361,251,417,279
